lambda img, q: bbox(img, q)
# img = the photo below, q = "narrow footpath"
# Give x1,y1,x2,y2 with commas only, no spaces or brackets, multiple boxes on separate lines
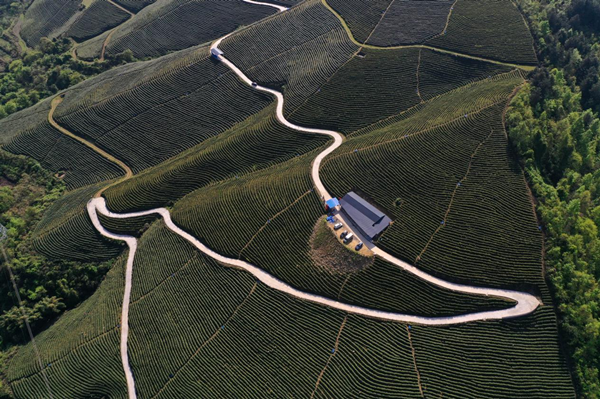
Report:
320,0,536,71
71,0,136,62
48,96,132,197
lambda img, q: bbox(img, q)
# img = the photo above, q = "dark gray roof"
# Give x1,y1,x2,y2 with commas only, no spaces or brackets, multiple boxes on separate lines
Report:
340,192,392,239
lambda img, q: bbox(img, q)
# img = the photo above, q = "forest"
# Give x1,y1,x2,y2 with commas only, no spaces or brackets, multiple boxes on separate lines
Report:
508,0,600,395
0,0,135,120
0,150,116,350
0,37,135,119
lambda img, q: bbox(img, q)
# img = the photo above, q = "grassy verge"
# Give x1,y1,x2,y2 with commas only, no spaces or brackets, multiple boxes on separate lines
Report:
310,216,373,274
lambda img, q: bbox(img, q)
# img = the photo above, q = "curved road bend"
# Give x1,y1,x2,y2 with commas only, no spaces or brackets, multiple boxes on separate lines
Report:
80,1,539,398
208,32,540,318
89,199,538,327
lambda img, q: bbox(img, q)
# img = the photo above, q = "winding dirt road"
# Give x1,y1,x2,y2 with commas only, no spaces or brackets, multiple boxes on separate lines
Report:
89,193,539,325
73,1,540,397
88,28,540,330
207,27,540,322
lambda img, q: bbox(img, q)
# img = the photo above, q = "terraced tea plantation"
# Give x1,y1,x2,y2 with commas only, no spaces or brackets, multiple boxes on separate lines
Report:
79,0,277,60
6,222,573,398
20,0,82,45
104,107,330,212
288,47,512,133
0,0,579,398
426,0,537,65
326,0,537,65
33,184,113,256
221,0,358,113
66,0,130,43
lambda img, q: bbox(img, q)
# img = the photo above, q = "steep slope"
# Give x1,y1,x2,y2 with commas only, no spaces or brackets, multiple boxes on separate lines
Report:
20,0,83,45
321,72,547,296
7,219,574,398
220,0,358,113
104,106,330,212
0,43,273,175
325,0,537,66
0,0,575,397
77,0,277,60
425,0,537,64
66,0,131,43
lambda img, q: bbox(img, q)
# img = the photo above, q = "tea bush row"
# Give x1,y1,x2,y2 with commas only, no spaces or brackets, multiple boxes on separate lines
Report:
7,256,127,398
426,0,537,65
66,0,130,42
104,107,330,212
104,0,276,59
21,0,81,45
221,0,358,113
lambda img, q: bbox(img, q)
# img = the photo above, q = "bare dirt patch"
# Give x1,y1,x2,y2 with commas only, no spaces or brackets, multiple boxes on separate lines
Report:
310,216,374,274
0,177,15,187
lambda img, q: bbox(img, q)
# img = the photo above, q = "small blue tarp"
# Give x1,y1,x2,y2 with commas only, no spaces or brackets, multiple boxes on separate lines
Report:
326,198,340,208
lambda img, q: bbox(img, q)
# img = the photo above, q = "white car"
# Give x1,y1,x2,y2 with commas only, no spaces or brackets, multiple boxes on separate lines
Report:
333,222,343,230
343,233,354,244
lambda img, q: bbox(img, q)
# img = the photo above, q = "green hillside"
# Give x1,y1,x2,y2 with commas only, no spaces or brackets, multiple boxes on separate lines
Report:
325,0,538,65
20,0,82,45
0,0,583,397
78,0,276,60
6,220,573,398
66,1,130,43
426,0,537,65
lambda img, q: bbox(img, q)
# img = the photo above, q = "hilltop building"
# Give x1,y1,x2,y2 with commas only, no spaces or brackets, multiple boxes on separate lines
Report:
340,192,392,241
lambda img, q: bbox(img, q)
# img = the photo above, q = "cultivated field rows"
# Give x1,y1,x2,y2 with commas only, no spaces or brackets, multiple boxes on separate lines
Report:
1,0,576,397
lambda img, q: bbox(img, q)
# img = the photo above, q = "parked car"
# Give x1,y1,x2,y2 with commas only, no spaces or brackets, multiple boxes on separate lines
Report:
333,222,343,230
340,230,348,239
343,233,354,244
252,82,258,87
355,242,364,251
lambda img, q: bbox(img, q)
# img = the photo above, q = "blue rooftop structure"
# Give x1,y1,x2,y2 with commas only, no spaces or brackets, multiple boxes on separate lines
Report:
340,192,392,241
326,198,340,209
